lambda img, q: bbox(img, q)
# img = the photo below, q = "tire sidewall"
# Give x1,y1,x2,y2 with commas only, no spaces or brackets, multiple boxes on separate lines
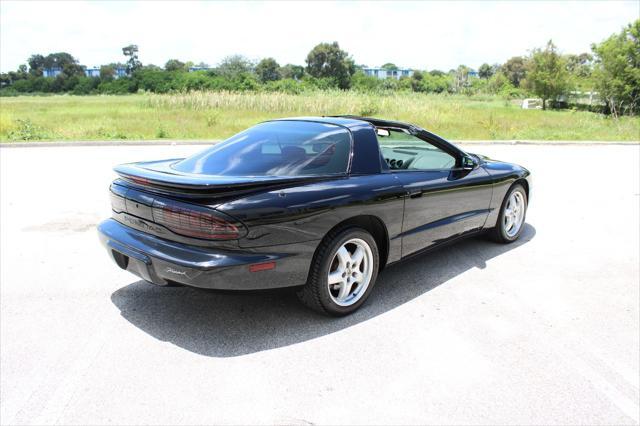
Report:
498,184,528,242
316,228,379,315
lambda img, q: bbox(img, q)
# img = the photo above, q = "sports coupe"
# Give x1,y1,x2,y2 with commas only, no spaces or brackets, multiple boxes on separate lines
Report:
98,116,530,315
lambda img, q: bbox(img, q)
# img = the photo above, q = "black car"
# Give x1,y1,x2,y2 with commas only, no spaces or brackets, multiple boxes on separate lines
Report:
98,116,530,316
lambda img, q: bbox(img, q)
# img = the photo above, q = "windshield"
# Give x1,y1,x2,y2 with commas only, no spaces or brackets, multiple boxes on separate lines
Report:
172,121,351,177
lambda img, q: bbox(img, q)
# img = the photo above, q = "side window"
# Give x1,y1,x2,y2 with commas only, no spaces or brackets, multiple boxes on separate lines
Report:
377,129,456,171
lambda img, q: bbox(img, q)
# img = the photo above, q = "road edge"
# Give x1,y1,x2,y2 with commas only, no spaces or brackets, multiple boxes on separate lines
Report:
0,139,638,148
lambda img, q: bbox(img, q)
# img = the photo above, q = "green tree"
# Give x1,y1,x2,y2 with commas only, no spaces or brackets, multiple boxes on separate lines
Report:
16,65,28,78
452,65,471,93
27,52,85,78
255,57,281,82
565,53,594,92
27,54,45,76
0,73,11,88
410,70,424,92
122,44,141,74
280,64,305,80
165,59,186,72
216,55,254,77
305,42,355,89
524,40,571,110
591,20,640,116
566,53,593,78
99,64,117,80
478,63,494,79
501,56,527,87
381,63,398,71
0,64,28,88
350,71,382,92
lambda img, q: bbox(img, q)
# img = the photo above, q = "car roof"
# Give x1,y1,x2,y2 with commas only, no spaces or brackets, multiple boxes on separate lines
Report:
272,115,421,131
270,116,369,129
329,115,420,131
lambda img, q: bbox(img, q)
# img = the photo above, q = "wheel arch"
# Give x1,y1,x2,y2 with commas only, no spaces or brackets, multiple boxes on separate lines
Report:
515,177,529,201
315,215,390,272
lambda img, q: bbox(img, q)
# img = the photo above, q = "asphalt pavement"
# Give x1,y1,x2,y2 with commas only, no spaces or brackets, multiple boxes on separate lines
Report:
1,143,638,425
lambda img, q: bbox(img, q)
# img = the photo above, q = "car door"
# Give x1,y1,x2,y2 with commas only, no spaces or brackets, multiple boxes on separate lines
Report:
377,129,493,257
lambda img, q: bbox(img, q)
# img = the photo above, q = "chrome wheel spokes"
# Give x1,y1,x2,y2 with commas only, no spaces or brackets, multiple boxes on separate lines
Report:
503,190,525,237
327,238,373,306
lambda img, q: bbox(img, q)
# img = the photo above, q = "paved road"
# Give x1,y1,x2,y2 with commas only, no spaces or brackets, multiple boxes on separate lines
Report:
1,144,638,425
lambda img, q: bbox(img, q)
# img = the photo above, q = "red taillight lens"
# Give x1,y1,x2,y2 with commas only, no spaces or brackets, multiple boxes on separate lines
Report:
128,176,150,186
152,205,240,240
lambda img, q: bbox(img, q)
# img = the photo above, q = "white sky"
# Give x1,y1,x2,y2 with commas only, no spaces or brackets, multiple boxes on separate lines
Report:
1,0,638,73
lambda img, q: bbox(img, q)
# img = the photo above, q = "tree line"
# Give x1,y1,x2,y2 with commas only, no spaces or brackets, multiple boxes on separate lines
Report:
1,20,638,116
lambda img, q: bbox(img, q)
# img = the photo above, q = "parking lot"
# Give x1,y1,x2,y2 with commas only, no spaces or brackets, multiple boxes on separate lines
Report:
1,142,638,425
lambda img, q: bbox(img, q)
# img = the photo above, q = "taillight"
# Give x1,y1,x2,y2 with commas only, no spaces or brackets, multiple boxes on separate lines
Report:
152,204,241,240
128,176,150,186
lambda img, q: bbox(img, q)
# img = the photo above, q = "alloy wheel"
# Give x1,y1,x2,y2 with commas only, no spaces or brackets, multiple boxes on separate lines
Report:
503,190,526,237
327,238,374,306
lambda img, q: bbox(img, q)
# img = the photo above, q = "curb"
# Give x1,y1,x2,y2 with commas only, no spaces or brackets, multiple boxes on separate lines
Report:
456,140,639,146
0,140,218,148
0,139,638,148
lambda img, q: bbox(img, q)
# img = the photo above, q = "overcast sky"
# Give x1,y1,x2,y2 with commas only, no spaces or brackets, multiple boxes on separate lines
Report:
0,0,638,72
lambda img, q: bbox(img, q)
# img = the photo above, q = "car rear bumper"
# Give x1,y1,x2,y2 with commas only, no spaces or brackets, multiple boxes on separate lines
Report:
98,218,316,290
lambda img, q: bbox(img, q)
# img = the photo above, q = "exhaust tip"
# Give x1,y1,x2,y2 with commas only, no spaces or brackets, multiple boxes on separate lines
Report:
111,250,129,270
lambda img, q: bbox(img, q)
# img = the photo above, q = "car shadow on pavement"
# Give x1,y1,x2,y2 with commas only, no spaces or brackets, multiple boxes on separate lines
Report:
111,224,535,357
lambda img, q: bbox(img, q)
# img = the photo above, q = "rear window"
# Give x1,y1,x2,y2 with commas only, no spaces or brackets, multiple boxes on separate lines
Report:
172,121,351,176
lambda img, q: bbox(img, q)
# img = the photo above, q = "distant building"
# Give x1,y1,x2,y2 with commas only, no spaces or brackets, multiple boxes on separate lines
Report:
188,66,213,72
468,69,479,78
85,67,100,78
84,66,128,79
43,67,62,78
115,67,127,78
362,67,413,80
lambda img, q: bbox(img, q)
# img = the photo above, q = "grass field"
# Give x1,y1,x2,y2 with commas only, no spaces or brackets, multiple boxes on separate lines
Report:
1,92,639,142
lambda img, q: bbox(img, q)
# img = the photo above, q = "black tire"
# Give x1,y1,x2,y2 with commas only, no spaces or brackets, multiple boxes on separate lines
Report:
297,227,379,316
488,183,528,243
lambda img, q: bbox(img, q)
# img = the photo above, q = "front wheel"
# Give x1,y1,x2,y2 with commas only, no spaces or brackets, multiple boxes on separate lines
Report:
297,228,379,316
489,183,528,243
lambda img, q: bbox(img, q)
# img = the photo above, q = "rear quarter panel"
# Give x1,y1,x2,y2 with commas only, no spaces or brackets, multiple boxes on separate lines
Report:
216,174,406,263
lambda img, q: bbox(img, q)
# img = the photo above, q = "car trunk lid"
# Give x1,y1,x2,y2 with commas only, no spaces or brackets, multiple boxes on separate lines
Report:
114,159,330,198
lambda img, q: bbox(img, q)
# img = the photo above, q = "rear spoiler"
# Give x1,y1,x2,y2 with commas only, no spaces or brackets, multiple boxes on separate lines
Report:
114,159,335,196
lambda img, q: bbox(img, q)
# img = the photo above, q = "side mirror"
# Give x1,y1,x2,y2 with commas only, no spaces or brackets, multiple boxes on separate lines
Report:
461,155,477,170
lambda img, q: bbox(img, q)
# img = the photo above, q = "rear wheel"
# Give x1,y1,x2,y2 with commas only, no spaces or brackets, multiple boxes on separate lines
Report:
489,183,528,243
297,228,379,316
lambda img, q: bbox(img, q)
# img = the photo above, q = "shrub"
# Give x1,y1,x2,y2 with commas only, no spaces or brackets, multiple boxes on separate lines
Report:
174,71,212,91
135,69,175,93
358,100,380,116
97,77,137,94
262,78,305,94
11,79,35,93
351,72,382,93
72,77,100,95
0,88,19,97
420,73,452,93
30,77,53,92
7,119,49,140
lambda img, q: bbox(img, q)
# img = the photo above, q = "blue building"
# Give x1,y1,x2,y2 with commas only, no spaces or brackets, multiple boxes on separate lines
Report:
43,67,62,78
362,67,413,80
114,67,127,78
85,67,100,78
84,66,128,79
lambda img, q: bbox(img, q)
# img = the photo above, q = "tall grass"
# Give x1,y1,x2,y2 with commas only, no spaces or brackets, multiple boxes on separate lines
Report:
1,91,638,142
